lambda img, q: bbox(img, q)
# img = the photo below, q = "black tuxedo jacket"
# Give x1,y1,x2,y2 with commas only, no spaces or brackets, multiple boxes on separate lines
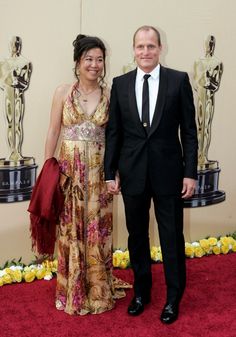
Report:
104,65,198,196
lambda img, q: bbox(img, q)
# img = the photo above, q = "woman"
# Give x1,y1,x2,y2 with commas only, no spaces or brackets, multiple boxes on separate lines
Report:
44,34,129,315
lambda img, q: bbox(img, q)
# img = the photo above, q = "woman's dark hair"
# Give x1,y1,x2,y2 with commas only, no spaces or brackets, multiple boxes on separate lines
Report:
73,34,106,84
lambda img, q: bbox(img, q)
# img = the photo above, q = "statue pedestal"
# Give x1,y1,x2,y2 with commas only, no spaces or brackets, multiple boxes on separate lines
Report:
184,164,225,208
0,157,37,203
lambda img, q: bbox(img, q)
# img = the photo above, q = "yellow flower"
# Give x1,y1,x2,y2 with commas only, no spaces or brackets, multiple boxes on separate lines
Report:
44,271,53,280
221,244,229,255
199,239,209,248
207,237,218,246
113,254,121,268
4,268,13,275
113,250,123,258
3,274,12,284
185,245,194,258
113,250,125,268
123,250,130,260
212,246,221,255
232,243,236,252
36,269,46,280
151,246,159,261
42,260,56,271
220,236,230,246
112,249,130,269
119,259,129,269
24,271,35,283
199,239,212,254
194,246,205,258
12,270,22,283
151,246,163,262
228,237,236,245
24,266,31,272
0,278,3,286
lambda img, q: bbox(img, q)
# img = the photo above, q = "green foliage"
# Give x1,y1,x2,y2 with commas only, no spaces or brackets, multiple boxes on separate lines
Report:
231,231,236,240
1,257,25,270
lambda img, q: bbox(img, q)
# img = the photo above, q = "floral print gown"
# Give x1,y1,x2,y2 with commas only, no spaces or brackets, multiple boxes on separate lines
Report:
55,84,128,315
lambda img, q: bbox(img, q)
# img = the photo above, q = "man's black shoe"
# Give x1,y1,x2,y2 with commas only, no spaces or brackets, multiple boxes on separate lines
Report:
127,296,150,316
160,302,179,324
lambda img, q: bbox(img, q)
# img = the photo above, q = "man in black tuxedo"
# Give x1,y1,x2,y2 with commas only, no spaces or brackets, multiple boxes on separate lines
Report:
104,26,198,324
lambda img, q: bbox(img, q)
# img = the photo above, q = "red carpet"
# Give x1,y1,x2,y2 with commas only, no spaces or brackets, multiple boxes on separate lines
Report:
1,253,236,337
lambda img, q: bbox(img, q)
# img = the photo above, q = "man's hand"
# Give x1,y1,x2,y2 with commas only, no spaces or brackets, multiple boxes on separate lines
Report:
106,175,120,195
181,178,196,199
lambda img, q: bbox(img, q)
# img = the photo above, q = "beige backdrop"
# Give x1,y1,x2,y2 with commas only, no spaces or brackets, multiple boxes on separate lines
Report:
0,0,235,264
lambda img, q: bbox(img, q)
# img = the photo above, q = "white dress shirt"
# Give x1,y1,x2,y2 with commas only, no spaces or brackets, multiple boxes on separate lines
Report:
135,64,160,125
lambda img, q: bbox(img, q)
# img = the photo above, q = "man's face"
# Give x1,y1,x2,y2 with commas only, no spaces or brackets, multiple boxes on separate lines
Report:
133,29,162,73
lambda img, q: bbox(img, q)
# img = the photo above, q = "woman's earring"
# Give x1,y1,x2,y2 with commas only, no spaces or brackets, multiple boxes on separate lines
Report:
76,68,80,79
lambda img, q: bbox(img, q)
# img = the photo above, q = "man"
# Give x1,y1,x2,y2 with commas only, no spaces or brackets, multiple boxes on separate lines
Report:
104,26,198,324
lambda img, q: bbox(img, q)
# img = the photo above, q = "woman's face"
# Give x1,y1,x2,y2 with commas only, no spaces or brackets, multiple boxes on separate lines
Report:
77,48,104,82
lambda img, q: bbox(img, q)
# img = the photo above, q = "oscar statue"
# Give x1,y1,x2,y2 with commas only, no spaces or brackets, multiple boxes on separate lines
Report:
184,35,225,207
0,36,37,202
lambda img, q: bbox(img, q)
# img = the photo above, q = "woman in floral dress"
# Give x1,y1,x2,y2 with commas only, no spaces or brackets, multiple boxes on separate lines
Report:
44,34,130,315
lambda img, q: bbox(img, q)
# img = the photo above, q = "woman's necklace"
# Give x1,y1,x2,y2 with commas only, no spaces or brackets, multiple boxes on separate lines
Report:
77,83,100,103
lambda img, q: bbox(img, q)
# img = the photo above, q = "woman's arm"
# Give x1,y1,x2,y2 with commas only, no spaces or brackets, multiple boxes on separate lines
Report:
44,84,69,160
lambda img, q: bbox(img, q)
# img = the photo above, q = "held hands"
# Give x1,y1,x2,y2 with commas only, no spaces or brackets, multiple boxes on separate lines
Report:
106,176,196,197
106,174,120,195
181,178,196,199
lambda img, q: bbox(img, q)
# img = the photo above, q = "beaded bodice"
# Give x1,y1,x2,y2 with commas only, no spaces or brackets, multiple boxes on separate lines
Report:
61,84,109,143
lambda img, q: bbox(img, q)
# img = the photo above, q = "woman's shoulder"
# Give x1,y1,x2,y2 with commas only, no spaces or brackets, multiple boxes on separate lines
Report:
55,83,71,95
54,83,75,102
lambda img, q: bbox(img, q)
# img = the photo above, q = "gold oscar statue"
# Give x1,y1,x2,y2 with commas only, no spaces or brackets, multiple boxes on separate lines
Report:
0,36,33,165
0,36,37,202
185,35,225,207
193,35,223,170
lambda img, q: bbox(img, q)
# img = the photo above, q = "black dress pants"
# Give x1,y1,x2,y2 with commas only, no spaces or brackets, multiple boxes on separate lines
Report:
122,180,186,303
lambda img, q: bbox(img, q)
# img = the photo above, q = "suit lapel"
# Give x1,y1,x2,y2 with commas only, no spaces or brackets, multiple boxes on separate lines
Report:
149,65,168,137
128,69,146,134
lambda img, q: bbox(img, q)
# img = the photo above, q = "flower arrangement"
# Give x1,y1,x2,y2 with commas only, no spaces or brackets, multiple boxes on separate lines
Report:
113,233,236,268
0,258,57,287
184,235,236,258
0,233,236,286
